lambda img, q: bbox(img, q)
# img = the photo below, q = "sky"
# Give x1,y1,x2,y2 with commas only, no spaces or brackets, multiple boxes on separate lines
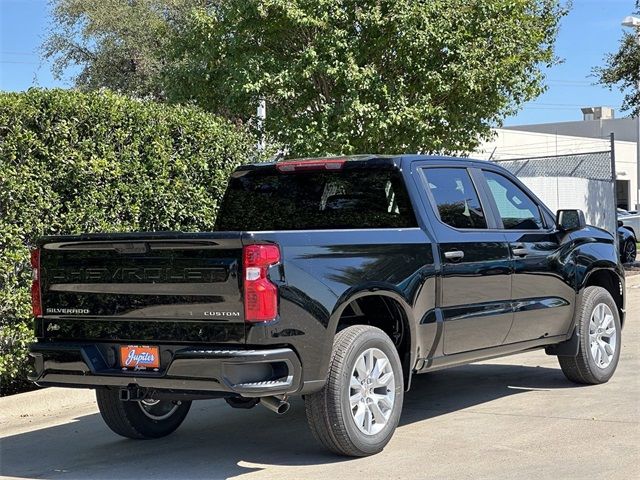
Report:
0,0,637,126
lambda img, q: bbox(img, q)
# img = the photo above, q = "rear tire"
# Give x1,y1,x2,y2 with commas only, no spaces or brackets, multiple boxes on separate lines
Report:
558,286,621,385
96,389,191,439
305,325,404,457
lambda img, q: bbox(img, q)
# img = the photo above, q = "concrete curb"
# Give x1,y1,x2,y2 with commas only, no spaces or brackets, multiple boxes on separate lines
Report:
0,387,95,420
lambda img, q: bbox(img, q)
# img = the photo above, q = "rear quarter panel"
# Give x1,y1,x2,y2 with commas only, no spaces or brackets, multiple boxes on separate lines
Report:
245,229,436,391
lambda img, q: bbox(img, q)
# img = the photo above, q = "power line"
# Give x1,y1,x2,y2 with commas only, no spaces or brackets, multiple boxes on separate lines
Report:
0,60,38,65
546,80,593,85
487,149,611,158
524,102,613,107
480,139,613,155
0,51,37,57
487,138,611,149
519,106,586,110
485,143,611,153
520,105,623,111
545,84,595,88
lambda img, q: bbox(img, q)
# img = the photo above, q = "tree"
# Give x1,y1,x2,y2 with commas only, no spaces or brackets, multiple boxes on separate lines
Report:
0,88,259,394
45,1,566,156
164,0,566,156
43,0,205,98
594,1,640,117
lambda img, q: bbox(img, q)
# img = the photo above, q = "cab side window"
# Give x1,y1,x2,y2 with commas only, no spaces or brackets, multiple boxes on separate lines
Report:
422,168,487,229
484,171,544,230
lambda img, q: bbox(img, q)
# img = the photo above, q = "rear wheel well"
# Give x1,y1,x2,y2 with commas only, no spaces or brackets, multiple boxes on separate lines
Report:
337,295,411,386
585,269,624,324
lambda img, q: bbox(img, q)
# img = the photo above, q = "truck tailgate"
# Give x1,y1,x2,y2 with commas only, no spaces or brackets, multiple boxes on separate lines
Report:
37,232,245,344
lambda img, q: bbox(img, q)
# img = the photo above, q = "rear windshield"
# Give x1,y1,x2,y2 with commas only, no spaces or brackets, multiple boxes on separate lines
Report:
215,168,417,231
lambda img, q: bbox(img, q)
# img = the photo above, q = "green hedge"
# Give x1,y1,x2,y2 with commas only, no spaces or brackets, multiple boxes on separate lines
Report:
0,88,259,395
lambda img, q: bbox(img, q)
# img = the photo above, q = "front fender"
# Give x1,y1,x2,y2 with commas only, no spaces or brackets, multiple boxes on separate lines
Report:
573,242,624,292
564,236,625,329
555,227,622,293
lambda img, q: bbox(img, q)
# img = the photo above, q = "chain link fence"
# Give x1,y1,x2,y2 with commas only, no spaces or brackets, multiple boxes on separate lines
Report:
492,150,617,235
495,151,613,181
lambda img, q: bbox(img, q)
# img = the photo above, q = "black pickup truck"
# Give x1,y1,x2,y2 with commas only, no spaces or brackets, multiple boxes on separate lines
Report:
29,155,625,456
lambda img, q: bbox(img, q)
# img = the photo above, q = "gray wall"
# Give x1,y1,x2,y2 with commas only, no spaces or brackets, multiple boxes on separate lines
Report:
505,117,637,143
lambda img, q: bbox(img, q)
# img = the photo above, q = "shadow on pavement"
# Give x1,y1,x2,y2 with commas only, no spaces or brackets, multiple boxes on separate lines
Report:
0,362,579,479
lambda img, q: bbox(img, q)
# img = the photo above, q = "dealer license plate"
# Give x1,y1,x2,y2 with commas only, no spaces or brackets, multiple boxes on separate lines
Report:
120,345,160,370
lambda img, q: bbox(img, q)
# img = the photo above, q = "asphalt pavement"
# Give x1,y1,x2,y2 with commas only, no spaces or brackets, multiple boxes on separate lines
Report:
1,277,639,480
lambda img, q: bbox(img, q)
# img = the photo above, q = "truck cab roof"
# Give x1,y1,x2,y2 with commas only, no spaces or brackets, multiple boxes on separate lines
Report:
235,154,492,175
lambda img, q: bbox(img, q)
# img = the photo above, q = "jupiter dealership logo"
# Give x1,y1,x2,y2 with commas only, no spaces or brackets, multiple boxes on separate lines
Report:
124,350,156,367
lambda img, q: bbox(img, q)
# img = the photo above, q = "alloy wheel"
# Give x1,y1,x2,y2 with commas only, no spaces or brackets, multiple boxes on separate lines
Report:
588,303,617,369
349,347,395,435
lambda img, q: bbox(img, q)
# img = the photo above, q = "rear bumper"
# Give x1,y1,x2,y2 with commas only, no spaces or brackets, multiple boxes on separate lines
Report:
28,342,302,397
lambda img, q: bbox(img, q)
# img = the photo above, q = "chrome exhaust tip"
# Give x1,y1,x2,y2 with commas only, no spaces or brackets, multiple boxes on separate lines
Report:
260,395,290,415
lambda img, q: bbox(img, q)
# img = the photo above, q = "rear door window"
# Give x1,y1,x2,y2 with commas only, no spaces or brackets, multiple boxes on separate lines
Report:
422,168,487,229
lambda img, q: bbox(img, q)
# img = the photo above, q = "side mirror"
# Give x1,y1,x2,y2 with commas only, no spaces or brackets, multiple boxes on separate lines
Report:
556,209,586,231
618,220,623,228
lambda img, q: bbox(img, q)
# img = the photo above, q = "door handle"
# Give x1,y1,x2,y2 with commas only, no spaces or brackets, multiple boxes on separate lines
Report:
444,250,464,261
512,245,529,257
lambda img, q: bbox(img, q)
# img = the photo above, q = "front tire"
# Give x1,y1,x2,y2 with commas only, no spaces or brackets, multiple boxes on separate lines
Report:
558,286,621,385
305,325,404,457
96,389,191,439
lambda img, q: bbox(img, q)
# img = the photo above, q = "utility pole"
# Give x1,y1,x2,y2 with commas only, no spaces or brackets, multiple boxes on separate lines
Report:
611,132,618,238
257,98,266,152
622,15,640,210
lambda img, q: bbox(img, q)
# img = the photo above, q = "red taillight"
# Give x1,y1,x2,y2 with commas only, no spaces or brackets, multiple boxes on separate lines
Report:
243,244,280,322
30,248,42,317
276,158,346,173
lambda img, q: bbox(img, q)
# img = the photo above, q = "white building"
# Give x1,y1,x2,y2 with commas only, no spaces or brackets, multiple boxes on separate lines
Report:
471,108,640,236
474,107,639,213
